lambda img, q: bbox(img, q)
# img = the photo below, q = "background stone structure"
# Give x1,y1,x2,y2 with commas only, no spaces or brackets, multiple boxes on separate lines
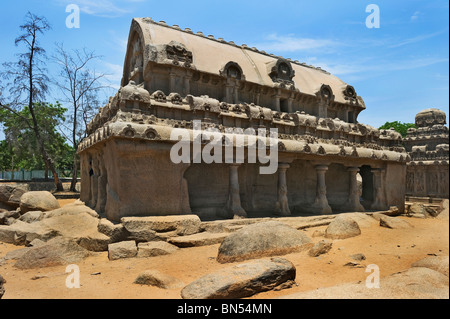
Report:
78,18,409,222
404,108,449,199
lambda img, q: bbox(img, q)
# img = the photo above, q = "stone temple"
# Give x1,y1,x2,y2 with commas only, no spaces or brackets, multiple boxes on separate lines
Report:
404,108,449,199
78,18,409,222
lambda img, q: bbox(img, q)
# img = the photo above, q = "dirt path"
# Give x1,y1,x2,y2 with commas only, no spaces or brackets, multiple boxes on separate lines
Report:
0,200,448,299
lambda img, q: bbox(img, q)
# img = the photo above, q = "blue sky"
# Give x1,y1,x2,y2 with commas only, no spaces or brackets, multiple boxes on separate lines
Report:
0,0,448,136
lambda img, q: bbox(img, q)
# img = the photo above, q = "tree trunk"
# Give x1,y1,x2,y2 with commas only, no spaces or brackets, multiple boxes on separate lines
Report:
70,153,78,192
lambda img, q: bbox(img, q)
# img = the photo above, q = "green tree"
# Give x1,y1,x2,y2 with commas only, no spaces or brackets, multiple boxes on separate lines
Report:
0,12,64,190
378,121,416,138
0,102,73,177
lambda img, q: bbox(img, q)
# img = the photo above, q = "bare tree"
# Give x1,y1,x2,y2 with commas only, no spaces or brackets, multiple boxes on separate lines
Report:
53,43,107,192
1,12,64,191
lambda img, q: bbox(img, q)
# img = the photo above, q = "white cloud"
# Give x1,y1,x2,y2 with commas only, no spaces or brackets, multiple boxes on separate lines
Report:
251,33,340,54
389,28,448,48
55,0,144,17
410,11,421,22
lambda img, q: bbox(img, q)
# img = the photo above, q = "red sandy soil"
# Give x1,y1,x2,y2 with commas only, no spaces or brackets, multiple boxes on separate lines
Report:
0,199,448,299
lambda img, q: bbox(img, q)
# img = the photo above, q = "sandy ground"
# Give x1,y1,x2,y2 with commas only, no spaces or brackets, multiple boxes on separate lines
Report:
0,199,448,299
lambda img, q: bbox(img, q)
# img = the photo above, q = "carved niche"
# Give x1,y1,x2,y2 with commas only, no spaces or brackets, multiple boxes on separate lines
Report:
342,85,358,105
268,59,295,86
165,41,193,67
220,61,244,81
128,33,144,84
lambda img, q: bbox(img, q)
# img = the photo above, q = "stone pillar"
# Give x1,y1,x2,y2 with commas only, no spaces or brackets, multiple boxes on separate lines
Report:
274,94,281,112
345,167,364,212
169,71,176,93
275,163,291,216
370,168,387,210
311,164,332,214
89,156,99,209
95,152,107,215
226,163,247,219
183,74,191,96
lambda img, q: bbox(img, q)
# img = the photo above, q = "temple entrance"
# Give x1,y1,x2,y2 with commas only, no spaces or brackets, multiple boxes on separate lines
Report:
359,165,374,210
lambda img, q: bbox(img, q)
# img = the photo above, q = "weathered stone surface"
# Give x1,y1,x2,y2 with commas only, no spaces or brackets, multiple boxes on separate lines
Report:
437,200,449,220
0,185,27,208
19,191,60,214
19,211,45,223
14,237,91,269
181,257,296,299
134,270,184,289
121,215,201,237
168,232,228,248
137,241,179,257
308,240,332,257
217,221,312,263
281,267,449,299
343,213,378,228
98,218,128,243
44,200,99,219
350,253,366,261
411,256,449,277
40,212,110,252
379,215,413,229
325,215,361,239
0,210,20,225
0,274,5,299
0,220,59,245
108,240,137,260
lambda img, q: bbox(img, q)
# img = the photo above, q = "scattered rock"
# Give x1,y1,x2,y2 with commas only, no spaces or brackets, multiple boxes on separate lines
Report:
134,270,184,289
0,184,27,208
350,253,366,261
0,220,59,245
217,221,312,263
411,256,449,277
97,218,128,243
137,241,179,258
14,237,91,269
0,274,5,299
343,261,365,268
325,215,361,239
181,257,296,299
19,191,60,214
40,212,109,252
108,240,137,260
308,240,332,257
436,200,449,221
280,267,449,299
168,232,228,248
379,215,413,229
19,211,45,223
312,229,325,238
121,215,201,240
43,200,99,219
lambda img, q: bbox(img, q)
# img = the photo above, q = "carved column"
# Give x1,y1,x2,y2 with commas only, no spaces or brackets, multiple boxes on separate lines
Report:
312,164,332,214
345,167,364,212
370,168,387,210
89,155,99,209
95,152,107,215
274,92,281,112
183,73,191,96
226,163,247,218
169,71,176,93
275,163,291,216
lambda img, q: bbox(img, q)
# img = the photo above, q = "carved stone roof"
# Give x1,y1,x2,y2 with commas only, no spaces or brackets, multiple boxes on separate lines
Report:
121,18,363,107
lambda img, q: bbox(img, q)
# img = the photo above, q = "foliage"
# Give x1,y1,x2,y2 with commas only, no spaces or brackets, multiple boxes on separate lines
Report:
0,102,73,171
378,121,417,138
